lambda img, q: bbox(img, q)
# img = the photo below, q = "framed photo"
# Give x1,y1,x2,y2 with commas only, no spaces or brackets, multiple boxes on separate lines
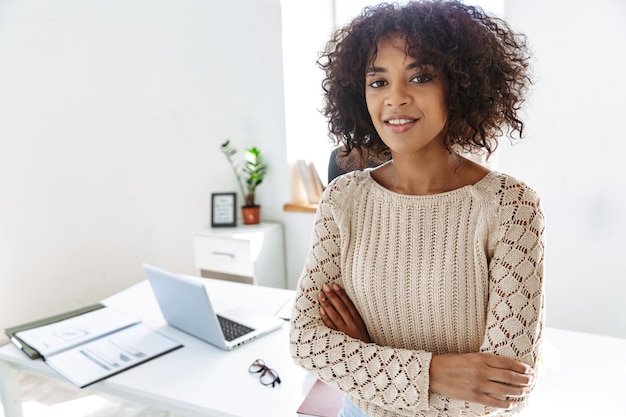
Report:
211,193,237,227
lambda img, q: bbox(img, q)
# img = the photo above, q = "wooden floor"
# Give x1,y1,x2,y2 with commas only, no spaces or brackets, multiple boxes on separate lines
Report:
1,370,170,417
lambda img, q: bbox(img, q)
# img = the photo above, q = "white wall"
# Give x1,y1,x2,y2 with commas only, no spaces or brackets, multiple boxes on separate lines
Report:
0,0,290,343
498,0,626,338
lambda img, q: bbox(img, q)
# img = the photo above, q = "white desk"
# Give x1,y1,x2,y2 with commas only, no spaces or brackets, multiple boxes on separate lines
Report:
1,278,626,417
0,277,313,417
517,328,626,416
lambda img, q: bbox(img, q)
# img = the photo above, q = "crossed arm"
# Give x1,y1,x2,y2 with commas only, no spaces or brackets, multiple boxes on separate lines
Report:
318,283,535,411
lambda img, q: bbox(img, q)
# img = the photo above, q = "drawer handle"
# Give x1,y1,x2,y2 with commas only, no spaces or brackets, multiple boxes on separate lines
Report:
210,251,235,260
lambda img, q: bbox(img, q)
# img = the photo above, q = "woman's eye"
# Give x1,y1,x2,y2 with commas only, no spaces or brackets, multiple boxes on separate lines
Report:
411,74,432,83
368,80,387,88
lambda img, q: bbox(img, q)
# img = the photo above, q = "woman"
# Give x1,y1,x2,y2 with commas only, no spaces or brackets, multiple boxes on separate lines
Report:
290,2,545,417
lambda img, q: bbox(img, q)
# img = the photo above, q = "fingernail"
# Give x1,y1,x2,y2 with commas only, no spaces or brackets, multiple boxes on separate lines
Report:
332,283,340,291
323,283,331,292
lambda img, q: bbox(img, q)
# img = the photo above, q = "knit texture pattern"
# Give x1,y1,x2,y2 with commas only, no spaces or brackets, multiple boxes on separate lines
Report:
290,169,545,417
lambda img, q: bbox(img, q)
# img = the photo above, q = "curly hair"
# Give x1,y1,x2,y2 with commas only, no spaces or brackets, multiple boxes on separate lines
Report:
318,0,532,159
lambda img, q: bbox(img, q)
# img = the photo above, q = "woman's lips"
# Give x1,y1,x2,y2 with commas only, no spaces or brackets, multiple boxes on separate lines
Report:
384,117,418,133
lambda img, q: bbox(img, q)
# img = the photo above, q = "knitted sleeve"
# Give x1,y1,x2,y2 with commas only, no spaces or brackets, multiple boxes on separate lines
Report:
289,177,433,416
479,177,545,410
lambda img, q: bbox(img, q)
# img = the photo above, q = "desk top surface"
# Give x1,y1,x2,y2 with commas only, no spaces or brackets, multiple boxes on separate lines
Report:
2,277,626,417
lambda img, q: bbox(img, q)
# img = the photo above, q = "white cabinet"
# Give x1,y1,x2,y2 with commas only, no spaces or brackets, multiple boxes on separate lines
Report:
193,222,286,288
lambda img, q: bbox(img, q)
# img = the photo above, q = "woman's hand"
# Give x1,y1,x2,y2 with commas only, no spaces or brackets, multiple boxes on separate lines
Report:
318,283,372,343
430,353,535,410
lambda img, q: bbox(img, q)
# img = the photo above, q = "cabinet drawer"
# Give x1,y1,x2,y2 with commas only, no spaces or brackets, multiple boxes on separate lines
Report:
193,236,254,277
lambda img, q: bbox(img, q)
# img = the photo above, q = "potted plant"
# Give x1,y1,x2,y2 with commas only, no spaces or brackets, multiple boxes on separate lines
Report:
220,139,268,224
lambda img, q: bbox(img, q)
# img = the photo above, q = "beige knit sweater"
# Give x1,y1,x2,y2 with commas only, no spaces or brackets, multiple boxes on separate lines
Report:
289,168,545,417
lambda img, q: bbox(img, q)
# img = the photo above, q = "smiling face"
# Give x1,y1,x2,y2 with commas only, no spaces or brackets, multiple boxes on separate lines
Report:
365,34,448,157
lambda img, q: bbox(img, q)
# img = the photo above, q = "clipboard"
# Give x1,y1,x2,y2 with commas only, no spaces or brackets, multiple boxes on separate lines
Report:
4,303,106,359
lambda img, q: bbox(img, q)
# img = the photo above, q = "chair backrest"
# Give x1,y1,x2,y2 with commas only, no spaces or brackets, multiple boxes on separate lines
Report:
328,146,389,182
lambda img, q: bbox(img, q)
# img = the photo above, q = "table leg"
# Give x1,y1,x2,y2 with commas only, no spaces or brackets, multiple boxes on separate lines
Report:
0,360,23,417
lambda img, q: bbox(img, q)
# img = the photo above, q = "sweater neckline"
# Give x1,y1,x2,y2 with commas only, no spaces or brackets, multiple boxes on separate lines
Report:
363,167,498,200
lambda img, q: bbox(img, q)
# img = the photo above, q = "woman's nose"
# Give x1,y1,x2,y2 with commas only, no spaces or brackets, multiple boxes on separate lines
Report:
385,83,411,107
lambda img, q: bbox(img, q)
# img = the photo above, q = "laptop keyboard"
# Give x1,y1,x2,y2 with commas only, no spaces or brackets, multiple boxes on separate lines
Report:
217,315,254,341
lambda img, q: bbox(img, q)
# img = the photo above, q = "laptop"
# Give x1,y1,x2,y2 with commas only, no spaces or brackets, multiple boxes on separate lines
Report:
143,263,284,350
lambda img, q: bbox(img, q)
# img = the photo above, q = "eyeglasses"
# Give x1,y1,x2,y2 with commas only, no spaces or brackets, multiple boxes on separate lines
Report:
248,359,281,387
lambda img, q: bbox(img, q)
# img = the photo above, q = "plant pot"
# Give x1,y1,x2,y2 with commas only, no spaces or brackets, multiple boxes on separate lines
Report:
241,206,261,225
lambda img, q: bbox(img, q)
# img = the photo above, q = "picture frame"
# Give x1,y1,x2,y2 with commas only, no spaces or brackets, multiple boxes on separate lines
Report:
211,192,237,227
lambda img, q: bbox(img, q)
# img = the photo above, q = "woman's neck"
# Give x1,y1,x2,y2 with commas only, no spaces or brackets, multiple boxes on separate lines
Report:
372,151,488,196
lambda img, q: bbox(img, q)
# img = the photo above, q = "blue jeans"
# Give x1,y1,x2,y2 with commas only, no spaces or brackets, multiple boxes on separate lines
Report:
337,396,370,417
